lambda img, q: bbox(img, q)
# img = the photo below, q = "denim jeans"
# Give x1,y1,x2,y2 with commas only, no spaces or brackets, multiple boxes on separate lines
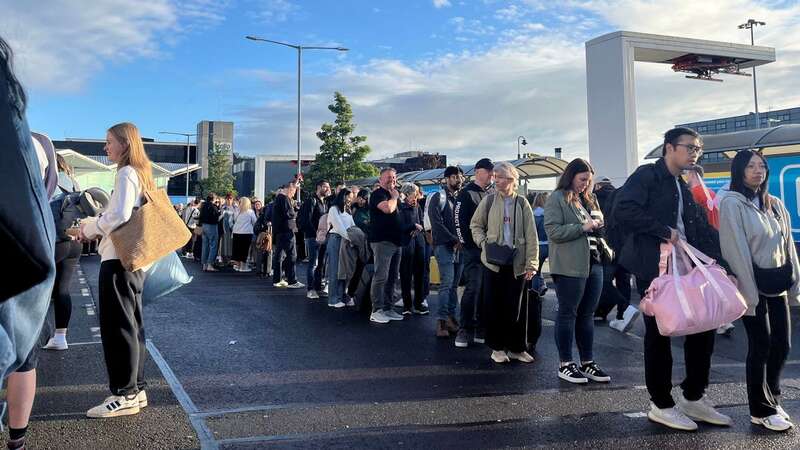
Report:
459,247,484,331
326,234,346,305
201,224,219,266
370,241,401,312
553,263,603,362
305,238,323,291
435,245,463,320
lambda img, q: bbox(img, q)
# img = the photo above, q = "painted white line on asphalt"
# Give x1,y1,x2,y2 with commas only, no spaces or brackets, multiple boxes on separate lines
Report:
146,339,219,450
81,288,90,296
66,341,103,346
623,412,648,418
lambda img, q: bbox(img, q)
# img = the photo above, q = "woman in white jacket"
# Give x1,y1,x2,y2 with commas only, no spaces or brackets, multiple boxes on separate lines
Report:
80,122,154,418
719,149,800,432
326,188,355,308
232,197,257,272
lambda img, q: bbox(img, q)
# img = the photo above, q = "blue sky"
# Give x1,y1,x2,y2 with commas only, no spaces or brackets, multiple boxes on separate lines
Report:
4,0,800,164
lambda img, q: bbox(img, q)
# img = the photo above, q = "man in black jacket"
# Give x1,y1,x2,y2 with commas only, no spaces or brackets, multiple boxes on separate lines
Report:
614,127,731,431
298,180,330,298
272,182,304,289
428,166,464,338
453,158,493,347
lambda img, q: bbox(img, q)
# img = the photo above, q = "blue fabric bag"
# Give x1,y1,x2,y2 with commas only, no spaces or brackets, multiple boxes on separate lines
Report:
142,252,193,305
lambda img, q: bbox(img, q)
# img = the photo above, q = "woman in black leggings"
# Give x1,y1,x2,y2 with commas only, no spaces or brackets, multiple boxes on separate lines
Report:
42,239,82,350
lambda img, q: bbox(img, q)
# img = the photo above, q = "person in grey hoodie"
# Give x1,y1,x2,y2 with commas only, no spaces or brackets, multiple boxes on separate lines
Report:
719,149,800,432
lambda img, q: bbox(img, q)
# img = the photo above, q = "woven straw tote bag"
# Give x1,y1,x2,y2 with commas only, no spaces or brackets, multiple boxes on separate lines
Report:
110,189,192,271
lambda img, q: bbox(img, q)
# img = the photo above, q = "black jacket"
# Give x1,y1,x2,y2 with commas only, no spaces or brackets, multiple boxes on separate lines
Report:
428,187,459,246
454,181,488,250
613,157,727,282
271,193,297,235
398,201,424,248
298,195,328,235
198,202,220,225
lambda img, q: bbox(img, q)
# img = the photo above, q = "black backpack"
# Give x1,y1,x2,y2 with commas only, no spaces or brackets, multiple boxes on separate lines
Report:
604,187,626,254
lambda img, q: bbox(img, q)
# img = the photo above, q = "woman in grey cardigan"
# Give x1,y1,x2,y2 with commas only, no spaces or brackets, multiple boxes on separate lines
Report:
470,162,538,364
544,158,610,385
719,150,800,432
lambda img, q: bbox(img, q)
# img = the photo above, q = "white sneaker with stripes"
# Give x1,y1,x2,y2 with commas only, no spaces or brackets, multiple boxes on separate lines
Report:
86,394,141,418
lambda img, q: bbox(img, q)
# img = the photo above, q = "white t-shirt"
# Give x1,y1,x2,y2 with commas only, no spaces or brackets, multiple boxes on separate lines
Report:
233,209,257,234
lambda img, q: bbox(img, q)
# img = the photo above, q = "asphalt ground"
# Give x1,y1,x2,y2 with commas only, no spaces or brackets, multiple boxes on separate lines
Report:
4,254,800,449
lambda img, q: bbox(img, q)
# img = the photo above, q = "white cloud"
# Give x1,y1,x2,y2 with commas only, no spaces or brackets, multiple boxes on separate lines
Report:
249,0,299,24
231,0,800,170
433,0,452,8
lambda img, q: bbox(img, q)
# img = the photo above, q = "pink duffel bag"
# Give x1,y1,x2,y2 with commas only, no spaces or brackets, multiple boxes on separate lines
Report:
640,240,747,337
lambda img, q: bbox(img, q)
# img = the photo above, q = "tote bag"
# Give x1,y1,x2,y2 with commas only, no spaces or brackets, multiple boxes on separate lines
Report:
640,240,747,336
110,189,192,271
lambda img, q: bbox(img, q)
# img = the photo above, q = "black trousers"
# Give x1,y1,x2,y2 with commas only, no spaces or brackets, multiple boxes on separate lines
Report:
400,240,426,310
596,263,632,320
459,248,485,332
742,295,791,418
638,277,715,409
53,240,81,329
272,232,297,284
99,260,147,396
485,265,528,353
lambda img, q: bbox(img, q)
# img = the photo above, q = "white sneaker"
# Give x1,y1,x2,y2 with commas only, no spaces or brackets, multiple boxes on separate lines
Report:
137,390,148,408
238,266,251,273
394,298,404,307
370,310,390,324
619,305,641,331
286,281,305,289
508,351,534,363
751,414,794,431
86,394,141,418
42,336,68,351
273,280,288,288
384,310,404,321
776,405,791,421
491,350,510,363
307,290,319,299
329,302,346,308
677,395,732,426
609,319,626,333
716,323,735,335
346,299,355,307
647,403,698,431
421,299,429,308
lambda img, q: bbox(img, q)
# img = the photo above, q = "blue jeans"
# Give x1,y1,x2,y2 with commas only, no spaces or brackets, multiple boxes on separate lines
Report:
201,224,219,266
305,238,323,291
326,234,345,305
435,245,463,321
553,263,603,363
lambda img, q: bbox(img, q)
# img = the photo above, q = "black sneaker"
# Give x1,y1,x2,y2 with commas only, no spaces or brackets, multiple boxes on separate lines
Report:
412,304,430,315
473,329,486,344
558,363,588,384
402,309,413,316
580,362,611,383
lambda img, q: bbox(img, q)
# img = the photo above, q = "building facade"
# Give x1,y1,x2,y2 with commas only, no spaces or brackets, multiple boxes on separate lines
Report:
677,106,800,135
254,155,316,201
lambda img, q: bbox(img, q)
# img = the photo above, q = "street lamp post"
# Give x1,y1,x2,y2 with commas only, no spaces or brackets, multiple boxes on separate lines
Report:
159,131,196,205
738,19,766,128
245,35,348,202
517,136,527,160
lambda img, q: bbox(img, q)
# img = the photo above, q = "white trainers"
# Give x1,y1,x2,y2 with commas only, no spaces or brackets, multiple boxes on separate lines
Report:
491,350,511,363
507,351,534,363
716,323,735,335
647,403,698,431
677,395,732,426
384,310,404,321
286,281,305,289
776,405,791,421
751,414,794,431
42,336,68,351
609,319,626,333
307,290,319,299
346,299,355,307
370,310,390,324
273,280,288,288
620,305,641,331
393,298,404,307
86,394,141,418
137,390,148,408
328,302,346,308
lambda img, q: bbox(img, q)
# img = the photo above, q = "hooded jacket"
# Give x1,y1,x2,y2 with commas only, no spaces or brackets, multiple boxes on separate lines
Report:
454,181,489,250
718,190,800,315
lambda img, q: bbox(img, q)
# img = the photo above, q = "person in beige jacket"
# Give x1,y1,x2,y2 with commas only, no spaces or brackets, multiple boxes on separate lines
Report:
718,149,800,432
470,162,538,364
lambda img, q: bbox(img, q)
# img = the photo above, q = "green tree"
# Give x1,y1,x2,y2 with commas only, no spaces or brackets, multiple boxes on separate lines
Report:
306,92,377,191
196,142,236,197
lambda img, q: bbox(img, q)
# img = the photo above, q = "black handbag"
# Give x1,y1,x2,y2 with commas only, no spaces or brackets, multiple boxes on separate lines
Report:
484,197,517,266
752,206,796,295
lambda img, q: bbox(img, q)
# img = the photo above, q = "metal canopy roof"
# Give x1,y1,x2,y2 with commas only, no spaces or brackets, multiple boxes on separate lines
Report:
645,124,800,159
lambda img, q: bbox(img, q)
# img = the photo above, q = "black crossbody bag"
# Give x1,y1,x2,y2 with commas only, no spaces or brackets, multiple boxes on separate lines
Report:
752,205,796,295
485,196,517,266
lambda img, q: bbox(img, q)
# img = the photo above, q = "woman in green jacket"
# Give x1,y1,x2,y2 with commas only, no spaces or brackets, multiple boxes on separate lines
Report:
470,162,538,364
544,158,610,384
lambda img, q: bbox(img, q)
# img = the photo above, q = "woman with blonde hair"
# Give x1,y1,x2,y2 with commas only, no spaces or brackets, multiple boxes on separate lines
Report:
470,161,538,364
80,122,154,418
232,196,257,272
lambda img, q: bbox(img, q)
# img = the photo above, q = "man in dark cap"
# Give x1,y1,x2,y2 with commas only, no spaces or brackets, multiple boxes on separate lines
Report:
453,158,494,347
427,165,465,338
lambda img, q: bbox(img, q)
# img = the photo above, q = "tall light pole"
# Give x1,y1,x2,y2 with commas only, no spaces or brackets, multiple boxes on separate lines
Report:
517,136,527,160
739,19,766,128
245,35,348,202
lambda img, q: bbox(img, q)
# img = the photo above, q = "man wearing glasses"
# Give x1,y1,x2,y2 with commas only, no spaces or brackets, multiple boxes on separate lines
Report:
613,127,732,432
